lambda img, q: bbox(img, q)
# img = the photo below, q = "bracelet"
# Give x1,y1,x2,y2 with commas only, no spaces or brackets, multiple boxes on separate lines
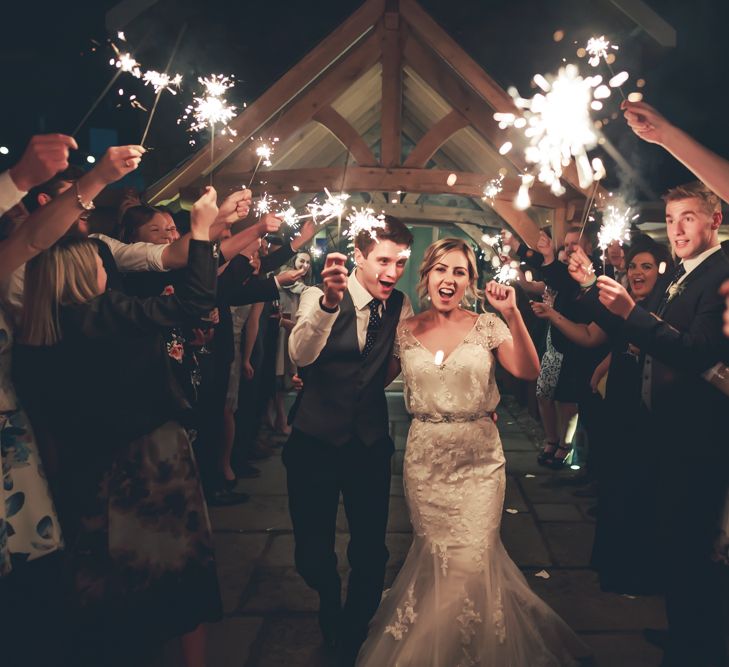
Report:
319,296,339,313
74,181,95,212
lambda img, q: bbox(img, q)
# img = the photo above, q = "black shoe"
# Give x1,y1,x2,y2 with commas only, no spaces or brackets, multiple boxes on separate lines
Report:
207,489,250,507
642,628,669,650
223,476,238,491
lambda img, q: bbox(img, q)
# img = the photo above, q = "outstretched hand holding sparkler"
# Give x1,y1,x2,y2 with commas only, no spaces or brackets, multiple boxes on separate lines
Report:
567,246,595,285
596,275,634,319
8,134,78,192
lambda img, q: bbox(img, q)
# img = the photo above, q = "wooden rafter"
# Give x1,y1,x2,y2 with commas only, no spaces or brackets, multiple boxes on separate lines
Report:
313,106,378,166
217,28,382,177
380,8,403,167
146,0,386,203
403,109,468,168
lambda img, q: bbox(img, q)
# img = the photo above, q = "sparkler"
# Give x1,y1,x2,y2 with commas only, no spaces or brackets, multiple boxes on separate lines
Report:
179,74,238,184
584,35,627,100
494,263,519,284
139,23,187,148
72,42,142,137
482,174,505,203
247,139,279,188
585,36,618,68
307,188,350,226
494,65,604,208
596,201,638,273
344,207,386,243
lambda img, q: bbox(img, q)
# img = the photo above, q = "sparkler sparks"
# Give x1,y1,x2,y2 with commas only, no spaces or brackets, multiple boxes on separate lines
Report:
482,175,505,202
255,193,275,217
179,75,238,136
494,264,519,284
585,36,618,67
307,189,350,225
495,64,605,206
143,70,183,95
344,207,386,242
111,51,142,78
597,203,637,252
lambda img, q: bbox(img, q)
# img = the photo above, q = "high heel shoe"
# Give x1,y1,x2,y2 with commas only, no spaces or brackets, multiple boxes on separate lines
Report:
548,444,573,470
537,441,558,466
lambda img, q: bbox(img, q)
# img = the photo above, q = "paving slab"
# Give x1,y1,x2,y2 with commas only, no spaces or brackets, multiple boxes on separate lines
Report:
251,615,335,667
213,533,269,613
500,512,552,567
528,569,666,632
242,568,319,613
542,522,596,567
211,495,292,532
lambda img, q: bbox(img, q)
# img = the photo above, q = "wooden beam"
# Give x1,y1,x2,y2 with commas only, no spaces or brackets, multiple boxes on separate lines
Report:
401,20,607,203
380,9,403,167
379,202,501,226
217,29,382,177
403,109,468,168
400,0,514,112
146,0,386,203
214,166,557,208
489,199,541,249
312,106,379,166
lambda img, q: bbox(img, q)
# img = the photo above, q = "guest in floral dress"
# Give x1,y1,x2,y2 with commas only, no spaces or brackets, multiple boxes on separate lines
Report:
14,188,222,667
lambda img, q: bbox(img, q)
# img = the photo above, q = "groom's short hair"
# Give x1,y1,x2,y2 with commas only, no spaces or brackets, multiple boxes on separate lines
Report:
355,215,413,257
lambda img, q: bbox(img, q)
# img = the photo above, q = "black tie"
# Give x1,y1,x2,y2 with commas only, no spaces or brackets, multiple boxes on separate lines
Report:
362,298,382,359
656,263,686,316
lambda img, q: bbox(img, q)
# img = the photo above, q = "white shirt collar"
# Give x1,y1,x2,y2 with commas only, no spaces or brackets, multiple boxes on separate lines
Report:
679,244,722,281
349,268,384,310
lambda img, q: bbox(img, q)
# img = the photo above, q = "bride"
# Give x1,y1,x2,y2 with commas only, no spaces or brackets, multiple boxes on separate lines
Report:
356,238,590,666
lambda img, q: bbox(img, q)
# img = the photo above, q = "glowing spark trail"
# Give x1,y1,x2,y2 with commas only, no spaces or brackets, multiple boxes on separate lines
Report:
247,138,279,187
597,203,636,252
180,75,237,135
482,175,505,202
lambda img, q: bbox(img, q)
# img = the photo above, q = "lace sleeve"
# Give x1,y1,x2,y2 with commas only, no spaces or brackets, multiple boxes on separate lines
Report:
393,324,403,358
483,313,512,350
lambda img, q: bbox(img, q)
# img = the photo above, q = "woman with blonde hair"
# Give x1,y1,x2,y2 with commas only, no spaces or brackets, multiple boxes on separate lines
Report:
357,238,589,667
14,187,222,667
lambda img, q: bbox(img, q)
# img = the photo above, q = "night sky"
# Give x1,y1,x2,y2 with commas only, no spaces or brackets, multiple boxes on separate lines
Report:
1,0,727,200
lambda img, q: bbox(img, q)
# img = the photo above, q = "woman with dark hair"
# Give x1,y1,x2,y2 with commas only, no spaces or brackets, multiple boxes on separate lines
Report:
14,187,222,667
533,237,675,593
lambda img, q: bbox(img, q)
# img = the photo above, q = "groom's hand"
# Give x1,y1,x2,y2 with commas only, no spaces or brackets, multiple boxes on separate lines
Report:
321,253,348,309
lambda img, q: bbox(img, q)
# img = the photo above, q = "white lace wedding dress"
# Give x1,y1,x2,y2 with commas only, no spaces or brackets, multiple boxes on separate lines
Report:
356,313,589,667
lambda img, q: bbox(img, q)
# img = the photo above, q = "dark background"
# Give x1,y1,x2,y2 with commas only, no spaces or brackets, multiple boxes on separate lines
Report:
1,0,726,198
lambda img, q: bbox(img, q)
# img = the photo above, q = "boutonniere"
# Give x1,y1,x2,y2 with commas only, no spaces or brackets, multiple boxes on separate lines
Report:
666,282,686,302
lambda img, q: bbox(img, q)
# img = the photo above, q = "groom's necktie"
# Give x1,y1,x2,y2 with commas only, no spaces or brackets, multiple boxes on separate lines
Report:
362,298,382,359
656,263,686,317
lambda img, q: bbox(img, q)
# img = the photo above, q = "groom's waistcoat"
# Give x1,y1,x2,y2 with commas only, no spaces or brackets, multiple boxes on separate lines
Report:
290,288,404,447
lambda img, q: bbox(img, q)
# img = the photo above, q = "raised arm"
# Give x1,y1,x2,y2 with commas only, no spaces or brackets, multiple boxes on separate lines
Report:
623,100,729,204
485,282,540,380
531,300,607,348
0,144,143,280
242,302,264,380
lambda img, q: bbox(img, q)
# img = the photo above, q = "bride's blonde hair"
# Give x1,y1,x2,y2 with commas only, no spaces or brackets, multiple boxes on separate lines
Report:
417,238,484,311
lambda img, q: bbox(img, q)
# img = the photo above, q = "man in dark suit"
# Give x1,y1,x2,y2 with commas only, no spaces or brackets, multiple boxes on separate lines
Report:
572,181,729,667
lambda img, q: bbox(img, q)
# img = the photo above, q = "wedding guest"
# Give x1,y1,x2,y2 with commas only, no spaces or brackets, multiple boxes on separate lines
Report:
534,239,674,593
575,181,729,666
0,142,141,667
15,187,222,667
272,251,313,435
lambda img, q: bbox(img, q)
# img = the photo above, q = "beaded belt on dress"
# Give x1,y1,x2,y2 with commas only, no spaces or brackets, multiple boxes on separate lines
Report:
412,412,493,423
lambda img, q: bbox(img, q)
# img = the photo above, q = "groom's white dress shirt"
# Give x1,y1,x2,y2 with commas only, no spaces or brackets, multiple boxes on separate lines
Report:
289,269,413,367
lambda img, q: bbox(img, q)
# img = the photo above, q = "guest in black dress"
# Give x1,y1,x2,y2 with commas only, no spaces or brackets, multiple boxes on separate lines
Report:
14,187,222,667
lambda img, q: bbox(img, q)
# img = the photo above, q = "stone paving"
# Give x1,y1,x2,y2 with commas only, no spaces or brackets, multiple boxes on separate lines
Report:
162,393,666,667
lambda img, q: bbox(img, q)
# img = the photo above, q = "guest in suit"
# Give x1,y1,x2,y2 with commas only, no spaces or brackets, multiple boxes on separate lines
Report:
285,217,413,666
571,181,729,667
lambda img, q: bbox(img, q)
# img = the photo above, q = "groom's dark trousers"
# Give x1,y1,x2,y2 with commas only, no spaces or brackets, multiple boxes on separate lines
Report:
283,431,393,652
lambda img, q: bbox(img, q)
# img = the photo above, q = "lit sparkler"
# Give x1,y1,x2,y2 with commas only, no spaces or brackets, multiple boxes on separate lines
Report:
255,193,275,217
310,246,323,259
585,36,618,68
180,75,237,135
143,70,183,95
597,202,636,253
494,263,519,284
307,189,350,225
247,139,279,188
344,207,386,243
482,174,505,202
495,64,604,206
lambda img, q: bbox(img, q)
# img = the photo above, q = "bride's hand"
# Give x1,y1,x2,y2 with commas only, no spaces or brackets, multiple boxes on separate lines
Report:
484,281,517,314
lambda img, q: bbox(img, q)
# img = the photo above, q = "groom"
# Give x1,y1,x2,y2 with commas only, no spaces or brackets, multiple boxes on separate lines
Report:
285,216,413,666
